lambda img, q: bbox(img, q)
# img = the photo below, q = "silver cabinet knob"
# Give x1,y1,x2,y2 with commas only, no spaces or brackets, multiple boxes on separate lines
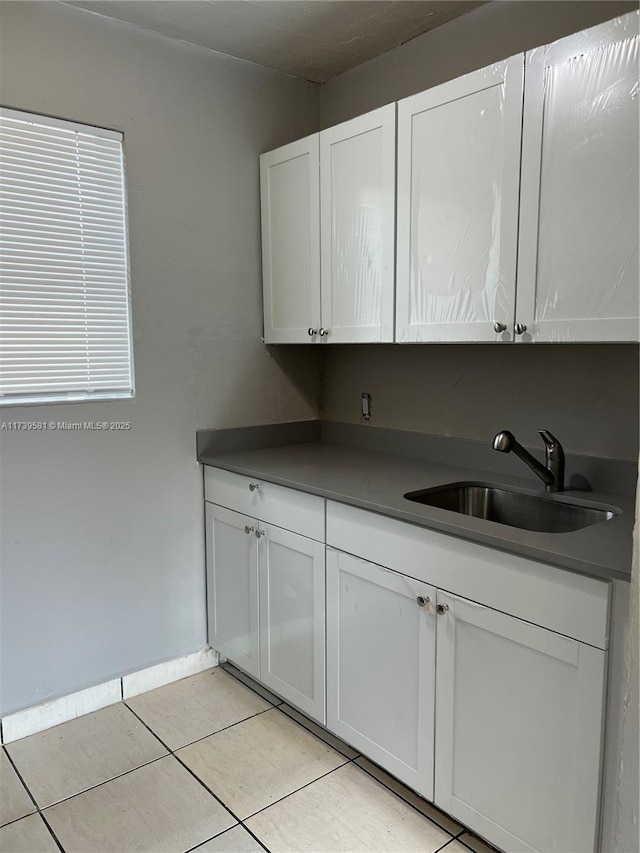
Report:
436,603,449,615
494,322,507,333
255,529,265,539
307,328,317,336
244,525,254,535
249,483,259,492
514,323,527,336
319,328,329,337
416,595,430,607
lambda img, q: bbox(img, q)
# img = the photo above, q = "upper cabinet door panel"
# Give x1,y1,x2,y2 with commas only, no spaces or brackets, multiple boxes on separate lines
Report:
396,56,524,343
517,13,639,342
320,105,396,343
260,136,321,344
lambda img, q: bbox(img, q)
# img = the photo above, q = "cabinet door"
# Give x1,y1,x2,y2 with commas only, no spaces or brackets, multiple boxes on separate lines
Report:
396,56,524,342
260,135,321,343
517,13,639,342
326,549,436,798
206,504,259,678
434,591,606,853
258,525,326,723
320,105,396,343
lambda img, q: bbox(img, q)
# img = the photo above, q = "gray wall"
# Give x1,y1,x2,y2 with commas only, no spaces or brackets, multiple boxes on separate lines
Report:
320,0,639,127
323,345,639,461
0,2,321,716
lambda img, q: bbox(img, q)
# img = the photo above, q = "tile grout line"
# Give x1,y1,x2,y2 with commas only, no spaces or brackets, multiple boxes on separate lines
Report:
219,668,493,848
2,746,65,852
220,666,464,842
123,702,272,853
123,700,276,752
3,674,490,853
182,822,270,853
33,754,169,814
272,704,359,761
124,701,360,851
353,758,462,839
435,837,463,853
38,810,67,853
219,665,357,762
241,761,353,823
219,664,284,708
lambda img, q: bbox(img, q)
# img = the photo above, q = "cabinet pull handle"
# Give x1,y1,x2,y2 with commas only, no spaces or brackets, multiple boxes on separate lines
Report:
493,322,507,333
255,529,266,539
436,603,449,615
416,595,430,607
308,327,317,336
319,328,329,337
514,323,527,336
244,525,254,535
249,483,259,492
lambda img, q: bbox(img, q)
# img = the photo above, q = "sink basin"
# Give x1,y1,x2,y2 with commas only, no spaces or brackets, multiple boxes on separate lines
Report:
404,482,619,533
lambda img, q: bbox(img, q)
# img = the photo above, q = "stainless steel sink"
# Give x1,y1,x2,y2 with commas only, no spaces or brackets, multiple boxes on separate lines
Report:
404,482,619,533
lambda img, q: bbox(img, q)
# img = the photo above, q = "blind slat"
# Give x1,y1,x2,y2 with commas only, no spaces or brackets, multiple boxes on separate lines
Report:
0,108,133,405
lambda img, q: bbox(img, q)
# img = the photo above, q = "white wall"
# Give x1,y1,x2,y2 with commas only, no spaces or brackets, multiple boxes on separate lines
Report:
0,1,321,716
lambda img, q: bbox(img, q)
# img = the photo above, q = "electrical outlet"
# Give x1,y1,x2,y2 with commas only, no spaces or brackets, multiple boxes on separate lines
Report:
361,392,372,421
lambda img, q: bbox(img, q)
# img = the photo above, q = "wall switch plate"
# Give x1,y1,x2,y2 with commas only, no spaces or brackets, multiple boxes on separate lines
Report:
361,392,372,421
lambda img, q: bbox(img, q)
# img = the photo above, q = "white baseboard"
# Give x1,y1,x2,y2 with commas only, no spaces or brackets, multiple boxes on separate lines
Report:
2,679,122,744
1,647,219,744
122,647,218,699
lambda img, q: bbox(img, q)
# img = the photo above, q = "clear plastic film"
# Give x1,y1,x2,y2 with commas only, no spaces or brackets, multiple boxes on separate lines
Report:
410,92,506,327
320,104,395,343
534,17,639,337
398,56,523,342
330,130,383,328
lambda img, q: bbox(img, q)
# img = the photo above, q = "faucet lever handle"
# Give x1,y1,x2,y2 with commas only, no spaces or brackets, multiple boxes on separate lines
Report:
538,429,564,460
538,429,561,450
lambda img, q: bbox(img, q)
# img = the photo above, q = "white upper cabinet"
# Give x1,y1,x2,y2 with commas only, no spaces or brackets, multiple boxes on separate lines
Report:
260,136,320,343
396,56,525,342
320,105,396,343
260,14,638,345
517,13,639,342
260,107,396,344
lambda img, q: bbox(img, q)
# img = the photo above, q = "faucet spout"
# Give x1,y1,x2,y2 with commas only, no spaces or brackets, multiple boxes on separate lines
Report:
493,429,564,492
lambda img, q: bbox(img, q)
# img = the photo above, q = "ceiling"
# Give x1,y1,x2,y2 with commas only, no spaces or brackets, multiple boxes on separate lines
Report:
64,1,487,83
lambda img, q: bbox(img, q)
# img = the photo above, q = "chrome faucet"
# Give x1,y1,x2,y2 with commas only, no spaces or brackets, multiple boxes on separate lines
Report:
493,429,565,493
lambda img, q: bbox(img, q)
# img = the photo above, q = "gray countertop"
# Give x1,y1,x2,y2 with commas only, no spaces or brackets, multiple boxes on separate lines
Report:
199,441,634,583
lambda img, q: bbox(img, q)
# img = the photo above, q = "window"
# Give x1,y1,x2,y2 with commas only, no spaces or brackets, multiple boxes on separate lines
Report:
0,108,134,406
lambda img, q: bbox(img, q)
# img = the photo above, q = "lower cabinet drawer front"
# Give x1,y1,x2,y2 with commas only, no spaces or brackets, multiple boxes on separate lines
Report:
204,466,325,541
326,501,610,649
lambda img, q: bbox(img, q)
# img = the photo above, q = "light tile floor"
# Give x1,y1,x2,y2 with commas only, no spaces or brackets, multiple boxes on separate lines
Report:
0,665,499,853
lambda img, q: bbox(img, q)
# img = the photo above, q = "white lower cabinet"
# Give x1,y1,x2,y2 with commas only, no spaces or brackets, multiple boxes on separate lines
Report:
205,494,326,723
434,591,607,853
326,548,436,799
259,525,325,722
206,504,260,679
206,474,610,853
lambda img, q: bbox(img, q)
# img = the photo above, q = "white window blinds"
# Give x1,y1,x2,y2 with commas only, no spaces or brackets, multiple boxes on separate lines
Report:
0,108,134,406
